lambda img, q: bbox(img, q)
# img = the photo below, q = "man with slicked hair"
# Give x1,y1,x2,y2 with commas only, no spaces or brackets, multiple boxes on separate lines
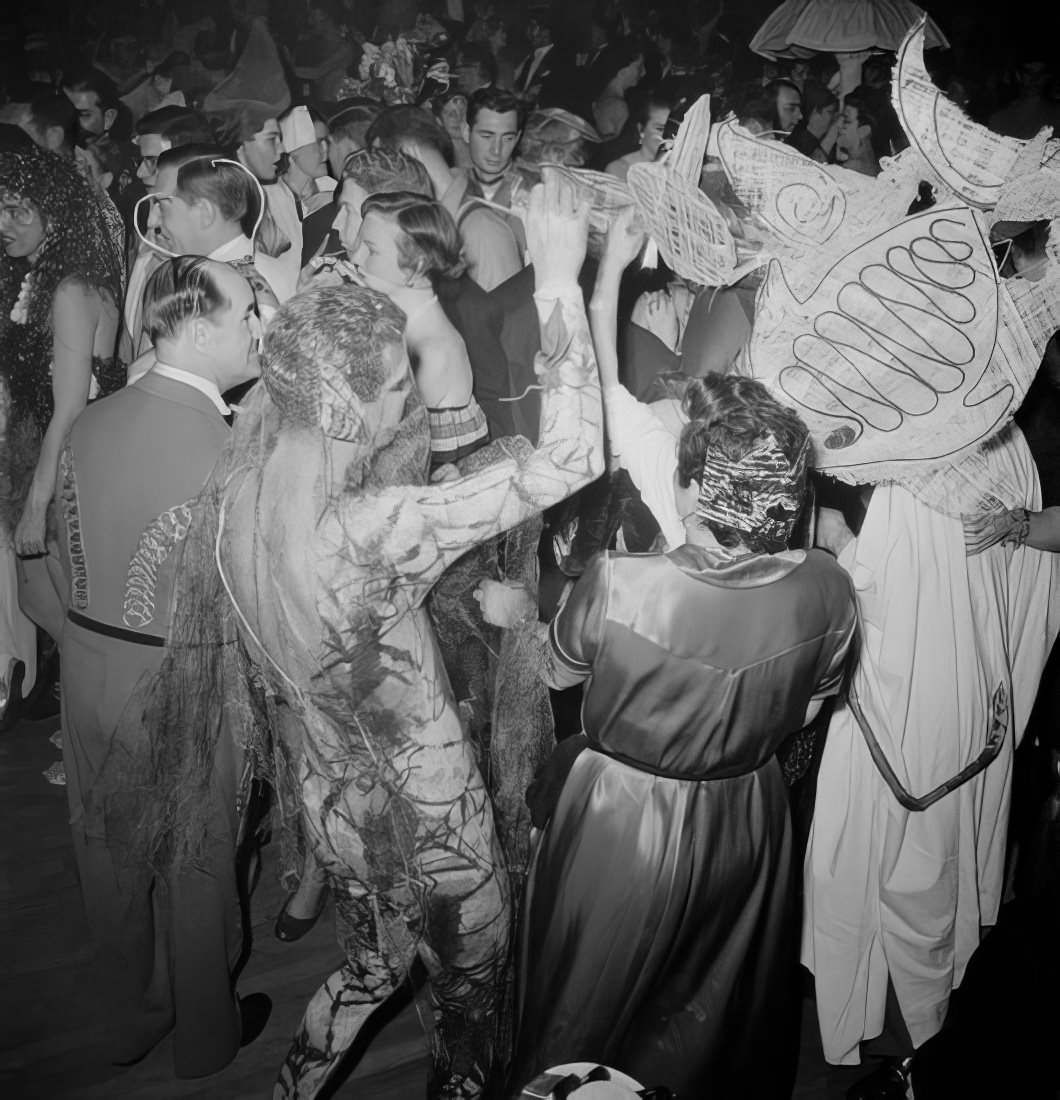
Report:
56,257,267,1077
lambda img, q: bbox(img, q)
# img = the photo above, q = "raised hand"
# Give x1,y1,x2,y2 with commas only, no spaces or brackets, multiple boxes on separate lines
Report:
526,167,590,297
600,205,647,276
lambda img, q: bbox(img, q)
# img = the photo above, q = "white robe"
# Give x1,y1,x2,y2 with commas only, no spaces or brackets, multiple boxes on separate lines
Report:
802,426,1060,1064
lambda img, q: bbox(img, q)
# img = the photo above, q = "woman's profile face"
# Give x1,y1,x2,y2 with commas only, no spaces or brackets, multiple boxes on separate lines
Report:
0,192,46,260
349,211,412,294
639,106,670,159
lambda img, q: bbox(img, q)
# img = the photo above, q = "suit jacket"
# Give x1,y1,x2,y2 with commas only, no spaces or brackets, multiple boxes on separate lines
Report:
513,43,576,108
58,370,229,640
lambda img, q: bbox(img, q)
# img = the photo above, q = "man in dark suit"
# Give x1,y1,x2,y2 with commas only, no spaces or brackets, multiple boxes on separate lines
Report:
56,257,265,1078
512,12,575,109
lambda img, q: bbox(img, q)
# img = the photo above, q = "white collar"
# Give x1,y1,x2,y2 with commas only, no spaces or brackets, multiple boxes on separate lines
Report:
208,234,254,264
149,361,231,415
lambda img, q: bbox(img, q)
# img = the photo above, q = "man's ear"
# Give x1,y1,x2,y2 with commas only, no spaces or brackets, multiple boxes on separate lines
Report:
236,145,248,167
191,316,211,350
196,198,218,230
99,170,114,191
103,107,117,133
461,122,470,145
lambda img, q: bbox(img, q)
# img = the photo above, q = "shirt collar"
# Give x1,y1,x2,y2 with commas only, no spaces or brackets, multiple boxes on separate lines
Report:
208,234,254,263
149,361,231,415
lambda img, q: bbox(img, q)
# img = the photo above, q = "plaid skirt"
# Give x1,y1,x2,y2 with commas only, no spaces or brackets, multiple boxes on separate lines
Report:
428,397,490,468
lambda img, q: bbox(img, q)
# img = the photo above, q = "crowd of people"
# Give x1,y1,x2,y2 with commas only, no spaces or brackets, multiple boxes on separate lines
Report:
2,1,1060,1099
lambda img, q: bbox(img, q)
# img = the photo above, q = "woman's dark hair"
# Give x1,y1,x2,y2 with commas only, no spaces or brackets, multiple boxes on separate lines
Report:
0,146,125,433
360,191,466,282
0,146,124,333
677,374,810,551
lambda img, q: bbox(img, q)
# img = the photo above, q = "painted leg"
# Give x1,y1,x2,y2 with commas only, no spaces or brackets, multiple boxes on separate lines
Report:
274,964,393,1100
419,858,512,1099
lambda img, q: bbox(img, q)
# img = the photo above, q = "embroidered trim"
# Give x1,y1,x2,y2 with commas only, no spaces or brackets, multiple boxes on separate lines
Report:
123,502,194,629
59,445,89,611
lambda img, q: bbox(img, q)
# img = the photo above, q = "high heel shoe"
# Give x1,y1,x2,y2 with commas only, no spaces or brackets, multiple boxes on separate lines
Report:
274,884,328,942
0,658,26,732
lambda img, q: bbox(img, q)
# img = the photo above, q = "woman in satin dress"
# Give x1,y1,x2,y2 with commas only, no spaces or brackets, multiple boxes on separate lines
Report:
506,369,858,1099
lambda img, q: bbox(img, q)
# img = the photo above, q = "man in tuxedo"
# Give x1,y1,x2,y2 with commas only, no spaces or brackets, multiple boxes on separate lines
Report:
513,12,574,109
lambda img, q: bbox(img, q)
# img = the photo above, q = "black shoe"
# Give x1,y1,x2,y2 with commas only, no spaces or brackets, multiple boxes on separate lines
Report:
238,992,272,1048
846,1057,913,1100
0,658,25,732
274,887,327,943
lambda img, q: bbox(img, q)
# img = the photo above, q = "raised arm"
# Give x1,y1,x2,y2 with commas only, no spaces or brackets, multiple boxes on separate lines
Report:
346,171,604,588
590,210,686,549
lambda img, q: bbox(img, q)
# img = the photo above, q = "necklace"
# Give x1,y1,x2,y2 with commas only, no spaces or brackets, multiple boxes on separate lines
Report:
10,272,33,325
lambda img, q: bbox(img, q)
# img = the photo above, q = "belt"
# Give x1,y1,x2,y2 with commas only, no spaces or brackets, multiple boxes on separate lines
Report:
585,739,750,783
67,609,166,647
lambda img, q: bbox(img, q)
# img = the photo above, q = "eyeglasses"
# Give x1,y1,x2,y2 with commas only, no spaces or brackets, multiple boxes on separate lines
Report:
0,199,36,226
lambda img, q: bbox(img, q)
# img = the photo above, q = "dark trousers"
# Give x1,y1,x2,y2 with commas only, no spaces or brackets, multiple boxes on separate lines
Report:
62,619,242,1077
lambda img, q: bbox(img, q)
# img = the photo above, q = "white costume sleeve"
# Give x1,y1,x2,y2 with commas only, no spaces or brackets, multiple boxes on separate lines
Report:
603,382,685,550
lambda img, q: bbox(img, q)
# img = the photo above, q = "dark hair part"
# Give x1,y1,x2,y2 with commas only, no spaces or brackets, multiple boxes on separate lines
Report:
360,191,466,282
136,106,215,147
342,146,432,196
143,255,231,343
677,374,810,551
366,105,455,166
466,85,527,131
28,94,78,151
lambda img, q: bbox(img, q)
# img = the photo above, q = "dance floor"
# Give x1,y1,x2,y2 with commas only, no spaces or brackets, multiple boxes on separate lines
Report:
1,708,866,1099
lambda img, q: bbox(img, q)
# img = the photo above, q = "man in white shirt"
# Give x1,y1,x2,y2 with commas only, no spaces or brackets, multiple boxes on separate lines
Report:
149,144,295,298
